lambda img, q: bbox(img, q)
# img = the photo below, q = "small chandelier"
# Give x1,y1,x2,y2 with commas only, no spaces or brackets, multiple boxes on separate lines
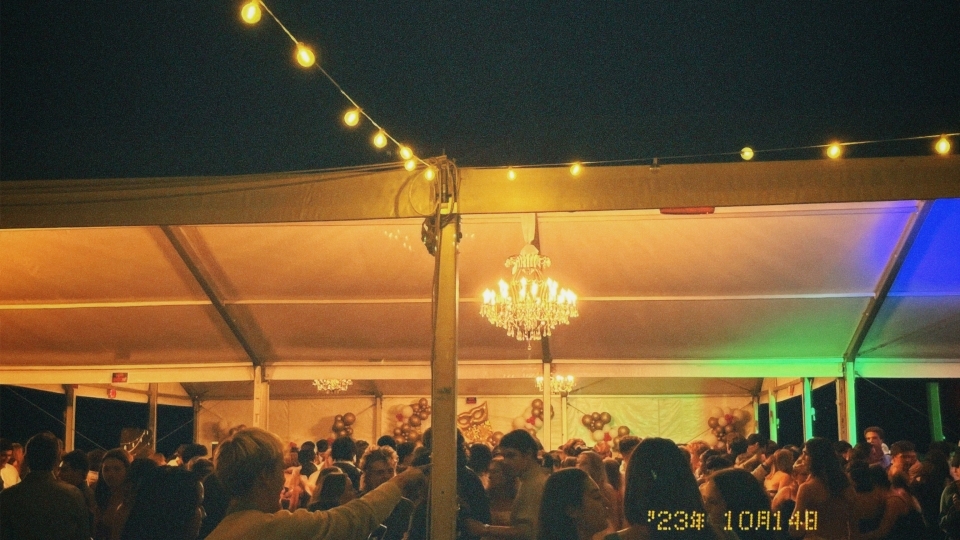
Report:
536,374,575,394
481,244,578,341
312,379,353,393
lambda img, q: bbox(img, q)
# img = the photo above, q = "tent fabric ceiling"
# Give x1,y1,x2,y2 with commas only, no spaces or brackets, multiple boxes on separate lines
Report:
2,159,959,399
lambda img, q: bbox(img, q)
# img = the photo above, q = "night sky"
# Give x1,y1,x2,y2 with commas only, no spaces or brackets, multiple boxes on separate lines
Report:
2,2,958,181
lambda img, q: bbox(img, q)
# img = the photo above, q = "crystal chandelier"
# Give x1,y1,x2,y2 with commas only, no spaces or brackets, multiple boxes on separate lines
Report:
481,244,578,341
312,379,353,393
536,374,575,394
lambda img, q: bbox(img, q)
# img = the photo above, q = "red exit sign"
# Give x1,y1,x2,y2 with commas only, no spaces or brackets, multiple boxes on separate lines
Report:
466,397,477,405
112,372,128,383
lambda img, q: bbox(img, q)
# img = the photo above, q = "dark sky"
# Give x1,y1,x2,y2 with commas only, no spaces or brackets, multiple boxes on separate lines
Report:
2,2,958,180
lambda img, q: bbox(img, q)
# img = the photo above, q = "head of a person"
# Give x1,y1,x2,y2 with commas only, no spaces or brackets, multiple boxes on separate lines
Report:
686,440,709,468
96,448,132,509
119,466,205,540
701,454,735,477
488,456,516,491
314,470,356,510
863,427,884,448
832,440,853,461
771,449,794,475
376,435,398,450
297,445,316,468
467,443,493,475
702,468,772,540
359,446,398,492
315,439,330,455
576,451,608,487
889,440,917,470
180,444,208,465
187,457,215,481
396,441,416,473
745,434,765,454
214,427,285,507
355,440,370,459
421,427,469,468
618,436,641,463
499,429,539,477
58,449,90,487
803,437,848,497
728,437,748,457
623,438,707,528
0,438,13,468
538,467,609,540
331,436,357,462
604,458,622,492
87,448,106,473
24,431,60,472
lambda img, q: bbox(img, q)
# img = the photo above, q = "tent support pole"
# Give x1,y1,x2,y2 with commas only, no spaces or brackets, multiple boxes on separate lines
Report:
374,395,383,442
560,393,568,445
767,389,778,444
193,398,202,443
542,362,552,449
837,361,857,442
927,382,944,442
63,384,77,452
752,395,760,434
253,366,269,429
802,378,814,441
429,160,460,540
148,383,159,453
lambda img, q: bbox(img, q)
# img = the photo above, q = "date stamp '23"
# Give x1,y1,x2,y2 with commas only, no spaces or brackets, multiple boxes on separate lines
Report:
648,510,819,532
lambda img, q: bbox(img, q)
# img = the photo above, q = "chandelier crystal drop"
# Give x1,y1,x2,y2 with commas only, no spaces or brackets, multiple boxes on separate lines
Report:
535,374,575,394
481,244,578,341
312,378,353,393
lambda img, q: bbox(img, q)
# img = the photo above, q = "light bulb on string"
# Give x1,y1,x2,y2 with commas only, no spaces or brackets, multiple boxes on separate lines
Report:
424,167,436,181
240,1,261,24
404,159,417,171
372,131,388,149
570,162,583,176
399,146,413,160
295,43,316,68
507,167,516,180
343,108,360,127
935,136,951,155
826,143,843,159
740,147,754,161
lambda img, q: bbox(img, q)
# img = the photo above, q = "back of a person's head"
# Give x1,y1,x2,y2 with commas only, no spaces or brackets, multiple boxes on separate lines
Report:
805,437,849,496
179,443,208,464
396,441,416,464
215,427,283,499
87,448,106,471
331,436,356,461
702,454,734,476
313,471,348,510
499,429,538,457
468,443,493,474
359,445,398,472
315,439,330,454
61,449,90,475
847,461,873,492
298,445,316,466
577,451,607,486
187,457,214,480
538,468,589,540
377,435,398,450
729,436,748,457
833,440,853,456
889,440,915,457
120,466,203,540
24,431,60,471
604,458,622,491
745,433,766,447
772,449,794,474
710,469,776,540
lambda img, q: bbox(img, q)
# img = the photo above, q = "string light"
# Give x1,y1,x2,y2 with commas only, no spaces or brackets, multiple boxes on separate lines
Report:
425,167,436,181
240,1,261,24
295,43,316,68
826,143,843,159
935,136,951,155
740,147,754,161
404,159,417,171
372,131,388,148
569,162,583,176
399,146,413,160
507,167,516,180
343,108,360,127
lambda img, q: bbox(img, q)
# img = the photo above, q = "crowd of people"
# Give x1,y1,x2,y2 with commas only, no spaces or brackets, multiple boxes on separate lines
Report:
1,424,959,540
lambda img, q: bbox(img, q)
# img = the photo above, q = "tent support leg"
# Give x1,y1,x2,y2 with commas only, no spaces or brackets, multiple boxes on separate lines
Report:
841,362,857,443
560,393,568,445
63,384,77,452
767,389,778,444
752,395,760,434
374,395,383,442
542,362,552,449
193,398,202,444
253,366,269,429
148,383,159,453
429,194,459,540
928,382,944,442
802,377,814,441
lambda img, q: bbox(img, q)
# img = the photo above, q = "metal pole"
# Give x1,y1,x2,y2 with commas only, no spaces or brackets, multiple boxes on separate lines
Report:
63,385,77,452
193,398,202,443
843,361,857,443
802,378,815,442
253,366,270,429
767,389,778,444
542,362,552,450
374,395,383,442
752,395,760,434
429,161,460,540
560,393,568,445
148,383,159,453
927,382,944,442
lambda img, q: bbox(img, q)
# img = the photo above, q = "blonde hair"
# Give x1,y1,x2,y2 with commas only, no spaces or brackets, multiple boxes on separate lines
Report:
359,445,398,473
215,427,284,498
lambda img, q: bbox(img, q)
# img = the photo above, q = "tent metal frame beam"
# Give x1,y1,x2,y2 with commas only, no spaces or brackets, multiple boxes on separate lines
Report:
3,157,957,229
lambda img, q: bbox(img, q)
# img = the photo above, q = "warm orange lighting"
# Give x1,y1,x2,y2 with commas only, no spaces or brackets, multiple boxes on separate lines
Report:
569,162,582,176
296,43,316,68
740,147,754,160
935,136,951,155
425,167,436,181
372,131,388,148
343,109,360,127
404,159,417,171
399,146,413,160
240,1,261,24
507,167,516,180
826,143,843,159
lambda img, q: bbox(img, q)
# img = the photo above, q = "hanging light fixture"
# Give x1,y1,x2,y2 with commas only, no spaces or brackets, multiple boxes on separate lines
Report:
535,374,575,394
312,378,353,393
481,244,578,342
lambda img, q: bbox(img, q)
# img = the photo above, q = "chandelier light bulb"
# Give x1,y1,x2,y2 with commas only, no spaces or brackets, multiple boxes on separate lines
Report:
399,145,413,160
935,136,951,155
507,167,516,180
240,1,261,24
740,147,754,160
570,162,583,176
343,108,360,127
826,143,843,159
296,43,316,68
372,131,388,148
404,159,417,171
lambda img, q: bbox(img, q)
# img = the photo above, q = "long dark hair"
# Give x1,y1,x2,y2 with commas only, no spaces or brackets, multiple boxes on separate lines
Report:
120,467,203,540
95,448,131,509
623,438,714,539
710,468,780,540
538,468,590,540
804,437,849,497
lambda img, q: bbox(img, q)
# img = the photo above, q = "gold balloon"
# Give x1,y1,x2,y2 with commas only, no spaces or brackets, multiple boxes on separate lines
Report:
343,413,356,426
418,411,429,420
335,415,343,421
591,412,600,421
409,416,422,427
600,412,612,425
412,405,421,414
617,426,630,436
394,436,405,446
582,415,592,427
409,431,421,443
333,421,345,431
345,426,353,436
401,424,411,434
532,407,542,418
532,399,543,409
393,428,402,436
419,398,429,408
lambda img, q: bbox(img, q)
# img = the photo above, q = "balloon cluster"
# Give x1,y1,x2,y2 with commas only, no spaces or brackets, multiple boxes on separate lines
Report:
512,398,553,436
706,407,751,445
457,401,499,445
331,412,357,438
393,398,431,445
581,411,614,442
610,425,632,452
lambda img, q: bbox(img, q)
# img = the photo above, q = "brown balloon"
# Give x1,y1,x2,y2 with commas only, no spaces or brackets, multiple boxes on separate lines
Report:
707,417,719,429
409,416,422,427
532,407,542,418
345,426,353,436
617,426,630,436
401,424,411,434
394,436,405,446
600,412,612,425
408,431,421,443
333,420,345,431
532,399,543,409
418,411,429,420
582,415,592,427
412,405,421,414
393,428,402,436
591,412,600,421
335,415,343,421
419,398,429,408
343,413,356,426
